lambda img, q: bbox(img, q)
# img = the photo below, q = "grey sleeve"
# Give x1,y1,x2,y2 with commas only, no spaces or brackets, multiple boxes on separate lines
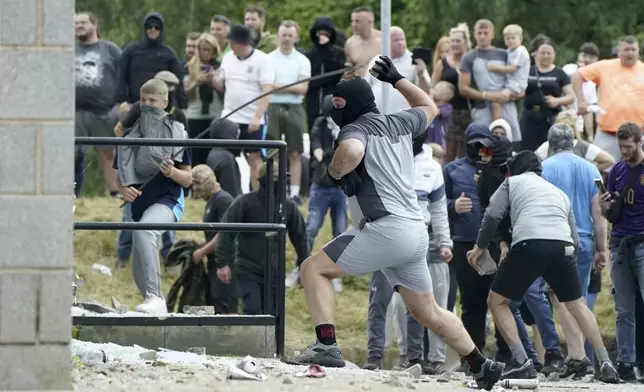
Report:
567,204,580,248
391,108,428,138
460,51,475,73
429,186,453,249
476,179,511,249
337,125,368,147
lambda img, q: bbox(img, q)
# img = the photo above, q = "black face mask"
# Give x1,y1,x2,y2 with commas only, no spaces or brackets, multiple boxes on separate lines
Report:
330,78,379,128
506,150,543,176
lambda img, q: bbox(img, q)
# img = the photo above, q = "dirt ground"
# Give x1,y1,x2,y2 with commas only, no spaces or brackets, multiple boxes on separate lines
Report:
73,357,639,392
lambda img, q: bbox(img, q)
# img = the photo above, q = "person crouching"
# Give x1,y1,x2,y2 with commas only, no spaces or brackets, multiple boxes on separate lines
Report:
114,78,193,314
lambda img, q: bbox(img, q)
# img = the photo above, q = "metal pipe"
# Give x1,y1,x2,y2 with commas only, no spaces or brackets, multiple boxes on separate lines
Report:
74,222,286,232
75,137,287,149
380,0,392,112
276,144,288,357
263,157,275,317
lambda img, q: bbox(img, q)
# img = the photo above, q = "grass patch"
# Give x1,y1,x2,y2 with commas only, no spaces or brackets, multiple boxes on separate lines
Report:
74,163,617,355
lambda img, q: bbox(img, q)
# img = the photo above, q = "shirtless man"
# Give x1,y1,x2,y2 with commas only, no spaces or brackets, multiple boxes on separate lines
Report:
344,6,381,78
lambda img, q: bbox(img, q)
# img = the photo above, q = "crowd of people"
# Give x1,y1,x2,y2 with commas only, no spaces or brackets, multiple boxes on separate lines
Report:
74,5,644,388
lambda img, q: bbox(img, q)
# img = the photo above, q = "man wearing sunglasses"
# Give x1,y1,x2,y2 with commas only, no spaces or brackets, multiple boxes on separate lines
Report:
116,12,187,116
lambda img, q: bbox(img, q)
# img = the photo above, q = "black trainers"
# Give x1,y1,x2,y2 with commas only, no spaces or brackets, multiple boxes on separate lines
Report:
281,341,345,368
473,359,505,391
637,362,644,383
617,362,637,382
362,357,381,371
541,350,565,375
391,355,409,371
597,362,620,383
561,357,592,379
425,361,446,375
501,359,538,379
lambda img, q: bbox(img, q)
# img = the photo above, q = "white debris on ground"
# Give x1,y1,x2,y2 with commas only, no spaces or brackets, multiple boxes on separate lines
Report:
72,339,636,392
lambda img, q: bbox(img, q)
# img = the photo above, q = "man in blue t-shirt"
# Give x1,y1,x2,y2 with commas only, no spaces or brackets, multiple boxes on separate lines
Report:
542,123,607,376
113,79,193,314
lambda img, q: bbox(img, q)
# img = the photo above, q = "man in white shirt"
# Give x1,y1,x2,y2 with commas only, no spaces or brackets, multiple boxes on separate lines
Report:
363,26,431,114
267,20,312,204
562,43,600,141
215,24,274,191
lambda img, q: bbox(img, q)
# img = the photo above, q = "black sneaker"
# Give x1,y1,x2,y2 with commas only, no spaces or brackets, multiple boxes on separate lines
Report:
391,355,409,371
541,350,565,375
617,362,637,382
637,362,644,383
597,362,620,383
561,357,592,379
281,341,345,368
362,357,381,371
425,361,446,375
473,359,505,391
501,359,538,379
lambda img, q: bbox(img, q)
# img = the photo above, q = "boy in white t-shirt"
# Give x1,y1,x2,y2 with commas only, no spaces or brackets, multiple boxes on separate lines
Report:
487,24,531,121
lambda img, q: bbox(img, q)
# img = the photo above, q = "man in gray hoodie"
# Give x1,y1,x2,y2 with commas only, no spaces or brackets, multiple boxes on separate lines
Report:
468,151,619,383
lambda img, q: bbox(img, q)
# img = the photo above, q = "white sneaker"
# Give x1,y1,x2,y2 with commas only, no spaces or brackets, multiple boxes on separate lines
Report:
135,294,169,315
285,267,301,288
331,278,343,293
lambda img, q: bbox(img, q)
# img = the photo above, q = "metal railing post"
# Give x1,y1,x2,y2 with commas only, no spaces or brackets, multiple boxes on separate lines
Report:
276,146,288,357
263,156,275,316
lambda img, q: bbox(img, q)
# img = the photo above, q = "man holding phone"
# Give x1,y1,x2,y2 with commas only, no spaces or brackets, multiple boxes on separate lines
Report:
363,26,431,114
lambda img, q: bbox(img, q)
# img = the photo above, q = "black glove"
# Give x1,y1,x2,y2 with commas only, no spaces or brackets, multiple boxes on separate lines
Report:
370,55,405,86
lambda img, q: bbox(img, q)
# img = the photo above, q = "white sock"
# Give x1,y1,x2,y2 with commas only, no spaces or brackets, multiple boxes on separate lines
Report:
290,185,300,197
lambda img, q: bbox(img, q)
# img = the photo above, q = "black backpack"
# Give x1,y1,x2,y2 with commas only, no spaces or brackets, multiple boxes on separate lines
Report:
165,240,211,313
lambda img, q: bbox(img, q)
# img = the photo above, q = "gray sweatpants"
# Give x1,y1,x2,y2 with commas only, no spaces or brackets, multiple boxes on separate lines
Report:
407,261,450,363
132,203,176,298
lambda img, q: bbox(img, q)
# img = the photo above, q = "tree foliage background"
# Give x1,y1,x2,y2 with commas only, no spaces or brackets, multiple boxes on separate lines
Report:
78,0,644,67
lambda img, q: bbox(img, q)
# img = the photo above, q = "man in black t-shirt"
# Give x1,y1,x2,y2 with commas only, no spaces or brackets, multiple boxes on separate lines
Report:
190,165,235,312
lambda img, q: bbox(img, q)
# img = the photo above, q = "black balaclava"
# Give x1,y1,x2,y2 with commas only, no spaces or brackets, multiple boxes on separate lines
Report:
330,77,379,128
487,136,513,167
506,150,543,176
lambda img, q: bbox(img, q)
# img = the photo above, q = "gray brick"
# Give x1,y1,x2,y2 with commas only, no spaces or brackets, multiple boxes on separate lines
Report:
0,125,37,193
43,0,74,46
0,50,74,119
0,0,37,45
0,196,73,269
0,344,71,390
0,273,38,343
39,271,72,343
42,125,74,194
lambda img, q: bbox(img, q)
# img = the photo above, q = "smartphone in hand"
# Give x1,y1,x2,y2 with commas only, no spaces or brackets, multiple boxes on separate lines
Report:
594,178,606,194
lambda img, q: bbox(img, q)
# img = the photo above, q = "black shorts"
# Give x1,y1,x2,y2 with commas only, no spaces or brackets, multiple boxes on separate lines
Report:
491,239,582,303
238,123,266,154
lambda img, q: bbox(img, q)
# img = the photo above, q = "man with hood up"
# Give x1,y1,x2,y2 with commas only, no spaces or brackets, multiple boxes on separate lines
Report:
468,150,619,383
443,124,514,370
116,12,187,113
305,17,346,130
284,57,506,391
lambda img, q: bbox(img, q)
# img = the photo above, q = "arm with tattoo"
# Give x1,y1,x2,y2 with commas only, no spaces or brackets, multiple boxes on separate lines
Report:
327,138,365,179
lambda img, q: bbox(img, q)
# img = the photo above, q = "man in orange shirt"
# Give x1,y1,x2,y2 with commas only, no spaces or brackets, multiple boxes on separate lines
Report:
572,35,644,160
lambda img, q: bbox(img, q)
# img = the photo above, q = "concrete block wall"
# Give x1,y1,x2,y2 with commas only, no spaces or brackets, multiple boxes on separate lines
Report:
0,0,75,390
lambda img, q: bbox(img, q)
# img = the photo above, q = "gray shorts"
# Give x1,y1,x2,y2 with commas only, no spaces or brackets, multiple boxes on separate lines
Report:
75,108,119,152
322,215,432,293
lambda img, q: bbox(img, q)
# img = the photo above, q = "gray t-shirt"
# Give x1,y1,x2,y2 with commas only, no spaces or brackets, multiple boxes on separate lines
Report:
75,40,122,113
461,48,508,109
506,45,531,93
338,108,428,221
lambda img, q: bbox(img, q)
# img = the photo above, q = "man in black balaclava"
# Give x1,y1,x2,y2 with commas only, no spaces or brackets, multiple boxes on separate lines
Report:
305,17,346,131
328,77,380,128
116,12,187,114
468,150,620,383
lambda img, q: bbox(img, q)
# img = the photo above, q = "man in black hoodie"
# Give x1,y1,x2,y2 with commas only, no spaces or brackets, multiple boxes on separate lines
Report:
305,17,346,130
116,12,187,113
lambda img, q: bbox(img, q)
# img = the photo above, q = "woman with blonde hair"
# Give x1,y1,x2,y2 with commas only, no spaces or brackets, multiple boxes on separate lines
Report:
431,23,472,163
534,110,615,172
432,36,451,71
185,33,224,166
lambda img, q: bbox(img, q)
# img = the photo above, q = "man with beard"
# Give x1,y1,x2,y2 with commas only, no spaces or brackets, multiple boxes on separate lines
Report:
116,12,187,114
244,6,277,54
468,150,619,383
284,57,506,391
74,12,122,197
305,17,346,131
182,32,201,68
